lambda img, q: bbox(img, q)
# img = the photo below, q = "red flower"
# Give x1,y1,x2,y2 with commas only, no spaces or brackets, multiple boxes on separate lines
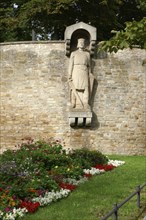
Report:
104,164,115,171
94,164,115,171
59,183,77,191
19,201,40,213
0,188,3,192
94,164,105,170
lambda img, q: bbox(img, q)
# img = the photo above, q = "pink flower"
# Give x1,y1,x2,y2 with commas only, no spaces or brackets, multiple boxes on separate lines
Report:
5,207,11,213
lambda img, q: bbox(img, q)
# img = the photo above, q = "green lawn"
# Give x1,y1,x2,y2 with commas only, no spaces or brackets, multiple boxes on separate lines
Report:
22,155,146,220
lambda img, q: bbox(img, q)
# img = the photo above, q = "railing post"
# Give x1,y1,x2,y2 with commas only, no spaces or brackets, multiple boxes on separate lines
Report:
101,183,146,220
136,185,141,208
113,203,118,220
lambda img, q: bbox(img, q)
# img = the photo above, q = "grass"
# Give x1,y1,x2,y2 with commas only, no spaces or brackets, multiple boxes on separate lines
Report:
22,155,146,220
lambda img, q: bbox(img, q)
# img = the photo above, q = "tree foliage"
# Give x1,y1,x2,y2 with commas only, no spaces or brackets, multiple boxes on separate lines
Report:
101,17,146,52
101,1,146,52
0,0,145,42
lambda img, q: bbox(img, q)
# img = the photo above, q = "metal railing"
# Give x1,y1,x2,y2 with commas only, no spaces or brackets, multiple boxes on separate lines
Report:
101,182,146,220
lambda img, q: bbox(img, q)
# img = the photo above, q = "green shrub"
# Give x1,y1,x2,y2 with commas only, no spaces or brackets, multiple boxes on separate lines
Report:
50,165,83,180
70,148,108,168
30,152,72,170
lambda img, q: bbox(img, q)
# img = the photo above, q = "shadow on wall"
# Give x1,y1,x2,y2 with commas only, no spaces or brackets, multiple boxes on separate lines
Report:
90,78,100,130
91,111,100,130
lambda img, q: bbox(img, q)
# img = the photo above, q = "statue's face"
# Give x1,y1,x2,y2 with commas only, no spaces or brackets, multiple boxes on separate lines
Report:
77,39,85,49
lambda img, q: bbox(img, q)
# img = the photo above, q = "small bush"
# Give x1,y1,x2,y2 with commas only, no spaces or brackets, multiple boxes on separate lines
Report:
70,148,108,168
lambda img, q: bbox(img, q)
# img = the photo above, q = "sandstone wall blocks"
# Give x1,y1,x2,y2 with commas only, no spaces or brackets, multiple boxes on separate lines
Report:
0,42,146,155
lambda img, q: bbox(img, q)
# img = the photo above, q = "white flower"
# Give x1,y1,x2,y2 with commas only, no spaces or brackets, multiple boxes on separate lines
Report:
0,210,4,217
108,160,125,167
63,147,73,154
63,177,88,185
32,189,70,206
2,208,27,220
83,168,105,175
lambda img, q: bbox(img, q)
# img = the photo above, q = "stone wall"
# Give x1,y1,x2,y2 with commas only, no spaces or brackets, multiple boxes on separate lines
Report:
0,41,146,155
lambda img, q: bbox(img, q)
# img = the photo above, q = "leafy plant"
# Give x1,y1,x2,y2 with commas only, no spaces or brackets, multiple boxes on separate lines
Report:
70,148,108,168
100,17,146,52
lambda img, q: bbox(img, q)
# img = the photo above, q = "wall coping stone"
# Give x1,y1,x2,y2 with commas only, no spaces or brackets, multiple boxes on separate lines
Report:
0,41,65,46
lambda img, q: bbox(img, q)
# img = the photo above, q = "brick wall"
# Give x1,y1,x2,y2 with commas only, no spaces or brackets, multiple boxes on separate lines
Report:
0,41,146,155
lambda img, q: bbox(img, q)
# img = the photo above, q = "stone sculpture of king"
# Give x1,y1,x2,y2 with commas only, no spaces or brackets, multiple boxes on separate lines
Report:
68,38,94,110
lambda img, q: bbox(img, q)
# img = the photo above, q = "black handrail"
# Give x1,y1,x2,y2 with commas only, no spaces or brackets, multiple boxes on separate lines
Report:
101,182,146,220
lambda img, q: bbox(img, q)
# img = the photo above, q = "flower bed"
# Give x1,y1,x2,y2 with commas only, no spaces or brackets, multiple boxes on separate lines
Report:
0,139,125,220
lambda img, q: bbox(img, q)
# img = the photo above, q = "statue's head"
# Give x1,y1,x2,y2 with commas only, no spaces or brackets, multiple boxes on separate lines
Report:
77,38,85,49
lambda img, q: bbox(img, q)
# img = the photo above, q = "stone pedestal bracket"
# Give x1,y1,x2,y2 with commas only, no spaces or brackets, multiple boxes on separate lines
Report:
69,110,92,127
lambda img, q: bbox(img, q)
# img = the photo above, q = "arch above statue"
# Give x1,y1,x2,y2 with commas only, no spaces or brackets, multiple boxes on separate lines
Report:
64,22,97,41
64,22,97,56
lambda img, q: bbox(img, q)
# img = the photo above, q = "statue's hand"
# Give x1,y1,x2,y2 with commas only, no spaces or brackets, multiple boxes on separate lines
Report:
68,77,72,82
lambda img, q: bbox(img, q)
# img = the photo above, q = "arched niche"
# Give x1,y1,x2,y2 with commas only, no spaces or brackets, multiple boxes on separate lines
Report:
70,29,90,52
64,22,97,57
